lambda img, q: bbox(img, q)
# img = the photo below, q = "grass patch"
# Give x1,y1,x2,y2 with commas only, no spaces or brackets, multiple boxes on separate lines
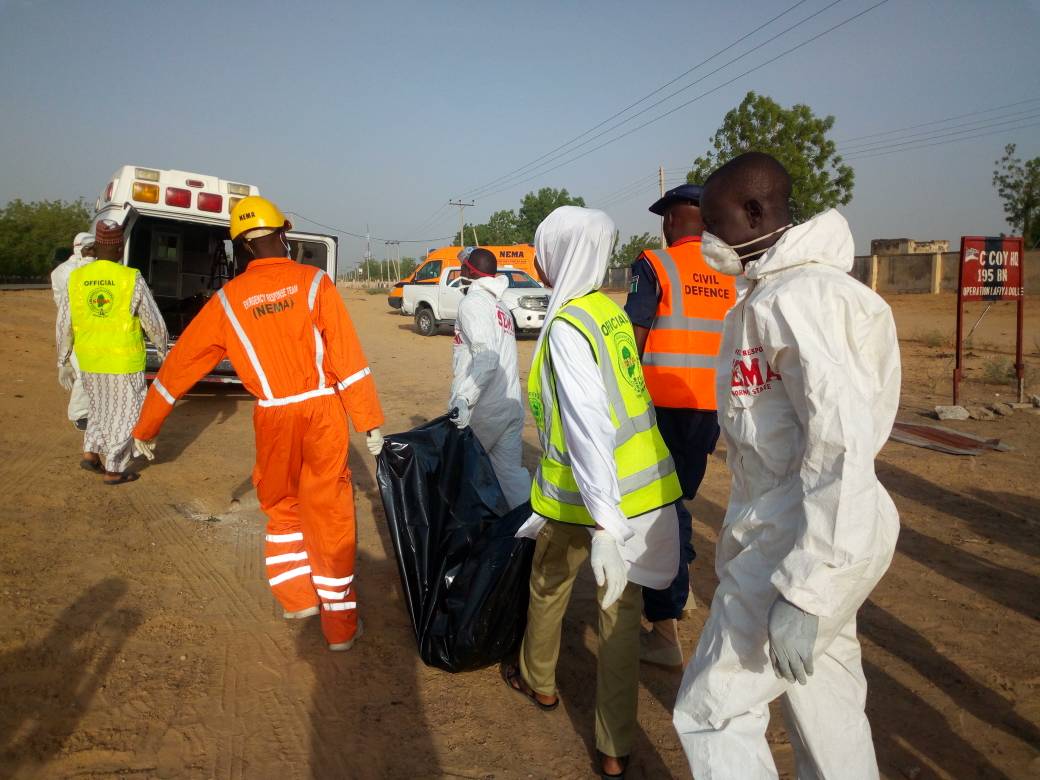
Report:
980,358,1014,384
919,329,949,348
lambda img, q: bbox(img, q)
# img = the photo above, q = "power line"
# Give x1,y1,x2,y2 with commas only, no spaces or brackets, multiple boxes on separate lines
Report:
407,201,451,236
458,0,815,199
842,112,1040,156
287,211,452,244
840,108,1040,152
465,0,852,200
593,173,658,206
842,119,1040,160
472,0,890,202
835,96,1040,144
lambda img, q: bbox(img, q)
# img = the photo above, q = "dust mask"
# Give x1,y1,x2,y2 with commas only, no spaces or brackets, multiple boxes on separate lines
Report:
701,224,792,276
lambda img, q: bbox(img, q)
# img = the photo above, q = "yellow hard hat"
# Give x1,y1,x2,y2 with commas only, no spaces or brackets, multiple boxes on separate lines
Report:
229,195,292,240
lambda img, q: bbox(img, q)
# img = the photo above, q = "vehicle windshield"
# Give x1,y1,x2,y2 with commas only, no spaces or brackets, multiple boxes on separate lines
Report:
500,270,542,288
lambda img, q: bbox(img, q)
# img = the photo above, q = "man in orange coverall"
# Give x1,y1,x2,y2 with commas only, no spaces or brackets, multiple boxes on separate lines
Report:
132,195,384,652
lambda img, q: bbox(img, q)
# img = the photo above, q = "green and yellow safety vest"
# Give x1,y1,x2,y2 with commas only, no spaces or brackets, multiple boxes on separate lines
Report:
68,260,146,374
528,291,681,525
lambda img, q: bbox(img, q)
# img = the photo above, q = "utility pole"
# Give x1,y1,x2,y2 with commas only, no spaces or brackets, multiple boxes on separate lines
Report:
659,165,666,248
449,199,475,247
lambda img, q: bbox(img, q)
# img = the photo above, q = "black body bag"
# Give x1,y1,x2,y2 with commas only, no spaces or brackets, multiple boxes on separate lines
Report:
375,415,534,673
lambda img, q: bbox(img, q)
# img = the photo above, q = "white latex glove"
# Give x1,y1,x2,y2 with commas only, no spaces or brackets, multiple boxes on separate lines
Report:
590,530,627,610
133,438,156,461
767,595,819,685
58,363,76,391
449,396,472,429
366,428,384,456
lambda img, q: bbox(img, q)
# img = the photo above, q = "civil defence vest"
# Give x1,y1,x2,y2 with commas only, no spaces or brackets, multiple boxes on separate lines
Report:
641,241,736,410
528,291,681,525
68,259,146,374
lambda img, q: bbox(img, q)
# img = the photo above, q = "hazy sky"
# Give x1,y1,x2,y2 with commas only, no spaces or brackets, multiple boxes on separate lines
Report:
1,0,1038,263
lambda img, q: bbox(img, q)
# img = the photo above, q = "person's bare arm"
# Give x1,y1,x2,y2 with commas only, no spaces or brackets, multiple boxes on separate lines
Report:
633,324,650,358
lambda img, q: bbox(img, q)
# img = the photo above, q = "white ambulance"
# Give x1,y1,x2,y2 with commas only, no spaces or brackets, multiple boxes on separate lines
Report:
93,165,337,383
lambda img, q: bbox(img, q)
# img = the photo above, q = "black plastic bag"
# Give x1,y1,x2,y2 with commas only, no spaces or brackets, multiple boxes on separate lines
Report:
376,415,534,673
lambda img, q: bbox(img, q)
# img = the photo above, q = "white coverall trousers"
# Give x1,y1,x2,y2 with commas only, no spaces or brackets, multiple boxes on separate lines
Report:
471,410,529,511
67,352,90,422
672,525,896,779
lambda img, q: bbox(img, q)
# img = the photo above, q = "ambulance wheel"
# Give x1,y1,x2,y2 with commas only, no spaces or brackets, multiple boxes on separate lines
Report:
415,306,437,337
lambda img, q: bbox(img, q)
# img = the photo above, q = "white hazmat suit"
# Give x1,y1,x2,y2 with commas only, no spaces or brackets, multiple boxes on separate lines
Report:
450,274,531,510
673,209,901,779
50,232,95,424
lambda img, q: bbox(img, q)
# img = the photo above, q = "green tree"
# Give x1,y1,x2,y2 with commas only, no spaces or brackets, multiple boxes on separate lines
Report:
0,198,91,278
454,209,521,246
992,143,1040,248
610,232,661,268
686,91,854,222
515,187,586,241
453,188,586,245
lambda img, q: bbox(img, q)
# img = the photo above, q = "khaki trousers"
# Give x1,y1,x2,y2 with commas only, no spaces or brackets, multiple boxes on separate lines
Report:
519,520,642,758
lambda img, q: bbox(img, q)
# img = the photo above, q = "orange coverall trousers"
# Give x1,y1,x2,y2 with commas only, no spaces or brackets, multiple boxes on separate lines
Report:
257,394,357,644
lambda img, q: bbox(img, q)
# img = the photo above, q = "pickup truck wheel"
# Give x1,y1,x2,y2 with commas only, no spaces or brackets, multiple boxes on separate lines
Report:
415,307,437,336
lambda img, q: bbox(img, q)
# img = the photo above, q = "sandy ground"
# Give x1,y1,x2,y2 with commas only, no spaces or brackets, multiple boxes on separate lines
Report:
0,287,1038,780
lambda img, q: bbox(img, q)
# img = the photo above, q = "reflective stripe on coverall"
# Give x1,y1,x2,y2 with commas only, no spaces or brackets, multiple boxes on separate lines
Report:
672,210,901,779
451,274,531,510
134,257,383,644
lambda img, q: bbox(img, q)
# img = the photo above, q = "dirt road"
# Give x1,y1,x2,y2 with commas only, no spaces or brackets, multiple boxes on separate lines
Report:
1,288,1037,779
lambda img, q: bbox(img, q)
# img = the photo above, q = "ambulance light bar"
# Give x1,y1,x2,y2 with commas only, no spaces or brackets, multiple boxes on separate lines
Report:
185,179,204,188
135,168,160,182
198,193,223,212
229,196,242,212
165,187,191,208
227,182,250,196
132,181,160,204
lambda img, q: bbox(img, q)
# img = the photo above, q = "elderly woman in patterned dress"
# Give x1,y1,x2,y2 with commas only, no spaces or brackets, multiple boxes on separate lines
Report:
55,220,168,485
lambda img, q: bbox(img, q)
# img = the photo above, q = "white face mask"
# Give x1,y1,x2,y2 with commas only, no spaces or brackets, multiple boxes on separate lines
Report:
701,224,792,276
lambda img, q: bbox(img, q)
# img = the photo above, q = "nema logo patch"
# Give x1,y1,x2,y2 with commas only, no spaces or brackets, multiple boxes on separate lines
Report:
613,331,644,393
87,288,115,318
238,211,255,221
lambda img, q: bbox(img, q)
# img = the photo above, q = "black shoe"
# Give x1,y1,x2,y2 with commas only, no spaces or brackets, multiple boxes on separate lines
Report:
74,418,88,431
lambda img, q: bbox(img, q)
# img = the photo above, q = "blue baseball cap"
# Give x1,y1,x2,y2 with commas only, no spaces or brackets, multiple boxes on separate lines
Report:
649,183,703,216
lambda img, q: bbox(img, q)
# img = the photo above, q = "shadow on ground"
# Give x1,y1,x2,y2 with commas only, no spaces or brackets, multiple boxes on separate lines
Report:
0,578,142,777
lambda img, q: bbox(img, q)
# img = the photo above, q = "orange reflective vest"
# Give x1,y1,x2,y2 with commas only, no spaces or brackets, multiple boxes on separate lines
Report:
641,239,736,410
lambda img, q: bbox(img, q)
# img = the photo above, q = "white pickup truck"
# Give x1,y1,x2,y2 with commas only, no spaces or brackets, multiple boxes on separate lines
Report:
401,265,549,336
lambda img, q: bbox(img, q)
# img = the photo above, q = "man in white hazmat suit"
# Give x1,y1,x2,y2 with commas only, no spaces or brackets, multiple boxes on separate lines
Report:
502,207,681,779
51,231,96,430
672,152,900,779
448,247,531,509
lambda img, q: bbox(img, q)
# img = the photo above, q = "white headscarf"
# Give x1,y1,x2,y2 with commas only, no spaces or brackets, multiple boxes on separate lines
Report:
71,231,94,260
533,206,616,353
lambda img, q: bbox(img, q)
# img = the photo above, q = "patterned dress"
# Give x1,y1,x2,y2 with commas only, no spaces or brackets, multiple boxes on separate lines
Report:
57,272,168,473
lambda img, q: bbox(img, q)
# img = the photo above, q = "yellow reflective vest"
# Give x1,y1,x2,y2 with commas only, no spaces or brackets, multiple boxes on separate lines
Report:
528,291,681,525
68,260,146,374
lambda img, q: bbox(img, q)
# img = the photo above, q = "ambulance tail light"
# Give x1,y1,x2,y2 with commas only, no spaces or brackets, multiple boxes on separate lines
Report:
165,187,191,208
228,196,242,212
185,179,204,188
227,183,250,196
198,193,223,212
134,168,160,182
104,181,114,201
132,182,160,204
